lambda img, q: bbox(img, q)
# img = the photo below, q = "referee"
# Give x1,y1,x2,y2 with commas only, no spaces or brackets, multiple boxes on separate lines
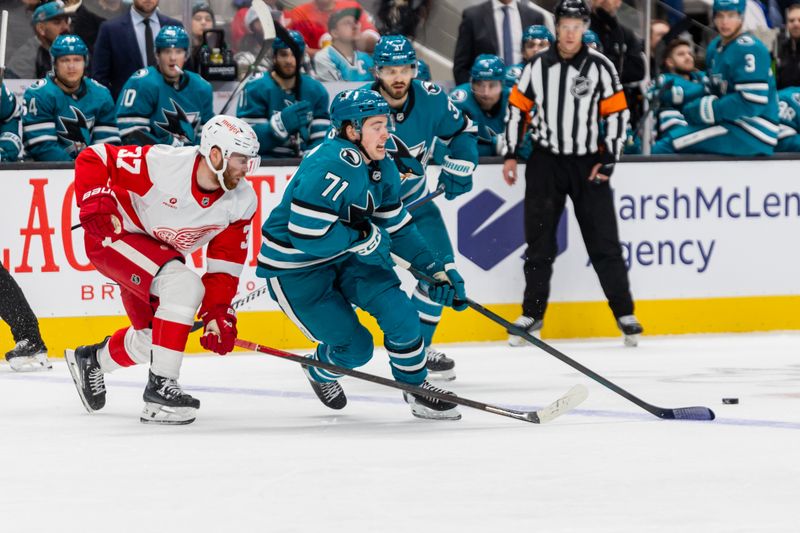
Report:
502,0,643,347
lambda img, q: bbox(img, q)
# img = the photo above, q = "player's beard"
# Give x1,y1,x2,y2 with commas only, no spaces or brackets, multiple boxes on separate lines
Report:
674,66,694,77
378,78,409,101
274,62,297,79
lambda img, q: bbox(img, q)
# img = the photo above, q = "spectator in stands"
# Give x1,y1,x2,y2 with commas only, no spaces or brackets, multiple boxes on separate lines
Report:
590,0,645,127
64,0,104,53
449,54,509,157
504,25,553,88
313,7,373,81
649,18,670,75
85,0,126,20
92,0,182,100
0,82,23,162
22,34,119,161
230,0,252,51
5,0,41,56
283,0,380,57
187,1,215,70
652,0,779,156
453,0,545,85
7,1,71,80
776,4,800,89
376,0,431,40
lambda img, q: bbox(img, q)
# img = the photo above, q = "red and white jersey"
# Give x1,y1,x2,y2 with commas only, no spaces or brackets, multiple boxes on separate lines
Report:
75,144,257,314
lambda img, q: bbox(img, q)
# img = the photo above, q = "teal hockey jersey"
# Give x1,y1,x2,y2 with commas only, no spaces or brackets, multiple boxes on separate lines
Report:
449,82,510,157
256,137,433,277
22,75,119,161
116,66,213,146
0,83,22,162
236,72,331,158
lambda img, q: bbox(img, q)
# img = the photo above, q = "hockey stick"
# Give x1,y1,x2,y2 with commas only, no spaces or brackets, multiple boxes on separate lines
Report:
0,10,8,86
405,266,716,421
235,337,588,423
219,0,277,115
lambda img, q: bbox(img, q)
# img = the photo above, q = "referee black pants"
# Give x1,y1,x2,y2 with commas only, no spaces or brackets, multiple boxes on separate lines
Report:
522,150,634,320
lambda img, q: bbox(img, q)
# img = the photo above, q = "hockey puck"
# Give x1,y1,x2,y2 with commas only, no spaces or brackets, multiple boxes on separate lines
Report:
722,398,739,405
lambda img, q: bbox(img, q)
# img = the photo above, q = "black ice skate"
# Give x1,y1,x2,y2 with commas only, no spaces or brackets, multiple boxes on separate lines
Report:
302,363,347,410
5,338,52,372
64,338,109,412
403,380,461,420
617,315,644,347
141,371,200,425
425,347,456,381
508,315,543,347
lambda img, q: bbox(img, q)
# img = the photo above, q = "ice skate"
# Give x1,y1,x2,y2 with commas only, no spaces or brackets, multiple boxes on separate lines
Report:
425,346,456,381
617,315,643,347
403,380,461,420
64,338,108,412
5,339,52,372
508,316,543,346
140,371,200,425
302,362,347,410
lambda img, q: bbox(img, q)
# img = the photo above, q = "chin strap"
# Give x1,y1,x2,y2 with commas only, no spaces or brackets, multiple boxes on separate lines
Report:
204,152,231,192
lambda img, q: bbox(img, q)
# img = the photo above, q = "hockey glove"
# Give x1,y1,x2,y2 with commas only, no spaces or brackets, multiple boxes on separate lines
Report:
349,222,393,268
270,101,313,140
426,259,468,311
437,156,476,200
79,187,120,239
683,95,718,126
199,305,238,355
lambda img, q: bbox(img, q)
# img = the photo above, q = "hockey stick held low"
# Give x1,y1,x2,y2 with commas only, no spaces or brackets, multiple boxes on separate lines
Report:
406,267,716,422
235,337,588,424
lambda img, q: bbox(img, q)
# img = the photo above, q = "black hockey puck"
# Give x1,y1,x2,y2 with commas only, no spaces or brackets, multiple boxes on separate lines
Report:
722,398,739,405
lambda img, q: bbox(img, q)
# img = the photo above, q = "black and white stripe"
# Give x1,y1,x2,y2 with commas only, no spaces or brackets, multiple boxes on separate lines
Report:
505,45,630,159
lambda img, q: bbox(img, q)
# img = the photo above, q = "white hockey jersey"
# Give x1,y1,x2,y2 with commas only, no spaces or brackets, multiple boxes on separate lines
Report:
75,143,257,313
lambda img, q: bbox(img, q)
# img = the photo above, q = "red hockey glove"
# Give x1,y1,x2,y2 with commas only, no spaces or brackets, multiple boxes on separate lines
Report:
79,187,120,239
199,305,238,355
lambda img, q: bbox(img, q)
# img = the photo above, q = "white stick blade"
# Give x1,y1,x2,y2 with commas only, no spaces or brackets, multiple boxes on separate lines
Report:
250,0,276,41
535,384,588,423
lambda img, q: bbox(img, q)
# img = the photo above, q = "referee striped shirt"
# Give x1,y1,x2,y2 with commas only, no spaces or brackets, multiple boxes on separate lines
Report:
504,44,630,160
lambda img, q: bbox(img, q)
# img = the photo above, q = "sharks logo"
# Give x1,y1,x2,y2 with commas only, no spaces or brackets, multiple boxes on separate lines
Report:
344,191,375,226
387,134,427,176
155,99,200,143
340,147,362,167
57,106,93,154
477,124,500,145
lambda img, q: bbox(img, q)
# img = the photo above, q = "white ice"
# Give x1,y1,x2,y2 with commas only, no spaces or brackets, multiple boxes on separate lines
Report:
1,332,799,532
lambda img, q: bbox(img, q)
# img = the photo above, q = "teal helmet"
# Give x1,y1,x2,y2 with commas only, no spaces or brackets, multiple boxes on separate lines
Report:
522,25,554,45
373,35,417,67
155,25,190,51
272,29,306,56
470,54,505,82
50,34,89,65
330,89,391,133
32,1,67,25
713,0,746,14
582,30,602,51
416,59,431,81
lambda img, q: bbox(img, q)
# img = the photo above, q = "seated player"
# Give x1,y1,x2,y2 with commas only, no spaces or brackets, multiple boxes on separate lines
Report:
650,39,708,137
505,25,553,88
583,29,602,51
313,7,374,82
22,34,119,161
236,30,331,158
775,87,800,151
450,54,509,157
65,115,261,425
256,89,468,420
116,26,213,146
0,82,22,162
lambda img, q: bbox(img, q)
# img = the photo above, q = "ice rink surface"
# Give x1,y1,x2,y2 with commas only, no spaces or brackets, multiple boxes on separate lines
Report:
1,332,798,532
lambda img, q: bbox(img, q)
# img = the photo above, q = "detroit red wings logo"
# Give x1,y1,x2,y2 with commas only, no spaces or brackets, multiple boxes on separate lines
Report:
153,224,225,251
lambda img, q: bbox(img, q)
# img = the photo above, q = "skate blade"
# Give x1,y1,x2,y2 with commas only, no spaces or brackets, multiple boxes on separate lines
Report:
406,397,461,421
8,353,53,372
140,402,197,425
64,349,97,414
623,334,640,347
426,368,456,382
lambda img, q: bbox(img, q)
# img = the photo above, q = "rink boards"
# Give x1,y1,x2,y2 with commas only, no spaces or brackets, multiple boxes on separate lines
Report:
2,157,800,355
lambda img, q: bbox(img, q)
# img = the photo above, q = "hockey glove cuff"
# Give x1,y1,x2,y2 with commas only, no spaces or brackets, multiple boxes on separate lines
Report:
438,156,475,200
348,222,393,268
199,305,238,355
79,188,120,240
426,258,468,311
271,101,313,139
683,95,718,126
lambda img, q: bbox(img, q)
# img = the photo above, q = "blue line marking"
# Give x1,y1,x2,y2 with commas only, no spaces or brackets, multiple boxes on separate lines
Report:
3,371,799,430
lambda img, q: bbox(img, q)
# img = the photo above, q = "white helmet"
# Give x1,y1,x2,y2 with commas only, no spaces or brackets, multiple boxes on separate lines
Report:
199,115,261,191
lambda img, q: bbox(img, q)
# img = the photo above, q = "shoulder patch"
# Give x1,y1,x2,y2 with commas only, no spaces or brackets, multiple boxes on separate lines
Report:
736,35,755,46
793,92,800,105
450,89,468,103
339,147,362,167
420,81,442,95
29,78,47,90
132,68,150,79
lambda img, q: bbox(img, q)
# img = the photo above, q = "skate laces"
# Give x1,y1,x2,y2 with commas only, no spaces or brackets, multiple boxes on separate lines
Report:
514,316,537,329
617,315,640,327
425,347,446,363
418,381,453,404
319,381,343,402
159,379,186,399
88,368,106,395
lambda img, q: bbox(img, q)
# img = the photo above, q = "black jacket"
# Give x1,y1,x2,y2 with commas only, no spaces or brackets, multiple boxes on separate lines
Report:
776,35,800,90
453,1,544,85
589,8,645,85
